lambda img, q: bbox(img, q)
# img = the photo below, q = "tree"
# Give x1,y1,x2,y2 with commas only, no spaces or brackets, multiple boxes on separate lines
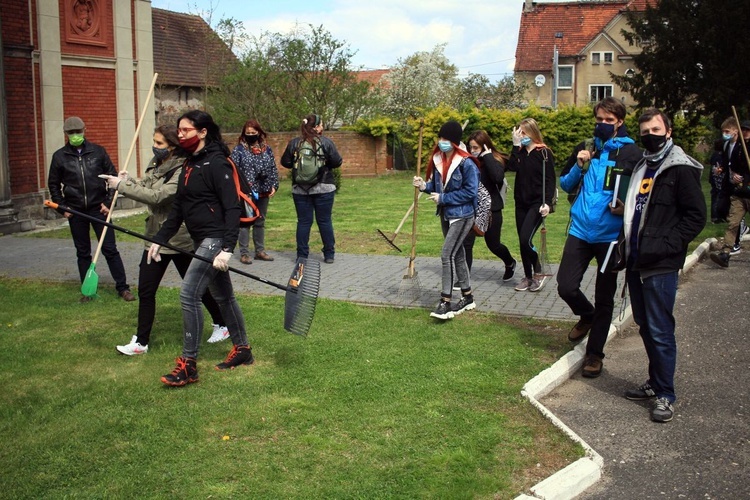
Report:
210,24,378,131
455,74,530,111
613,0,750,126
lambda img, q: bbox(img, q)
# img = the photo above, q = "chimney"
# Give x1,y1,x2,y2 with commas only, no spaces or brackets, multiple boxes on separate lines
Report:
524,0,535,12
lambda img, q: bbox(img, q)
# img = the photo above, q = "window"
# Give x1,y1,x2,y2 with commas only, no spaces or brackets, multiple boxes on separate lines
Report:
590,51,614,65
589,85,613,102
557,65,573,89
625,68,636,77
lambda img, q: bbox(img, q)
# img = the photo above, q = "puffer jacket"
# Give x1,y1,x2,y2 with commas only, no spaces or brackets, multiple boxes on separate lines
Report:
117,155,193,253
424,152,479,220
155,141,241,252
623,144,706,277
560,136,641,243
48,141,117,212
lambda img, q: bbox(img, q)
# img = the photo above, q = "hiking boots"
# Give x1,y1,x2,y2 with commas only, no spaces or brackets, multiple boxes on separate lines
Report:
710,250,730,268
430,301,454,320
215,345,254,370
529,275,547,292
116,335,148,356
452,294,476,316
514,277,531,291
625,381,656,401
581,354,603,378
568,319,593,343
503,260,517,281
651,397,674,423
161,357,198,387
207,324,230,344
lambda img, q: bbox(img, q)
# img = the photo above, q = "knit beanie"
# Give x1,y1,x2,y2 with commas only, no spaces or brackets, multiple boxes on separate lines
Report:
438,120,463,145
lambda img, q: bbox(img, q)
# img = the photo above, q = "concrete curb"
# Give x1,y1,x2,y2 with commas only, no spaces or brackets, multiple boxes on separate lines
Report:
515,238,713,500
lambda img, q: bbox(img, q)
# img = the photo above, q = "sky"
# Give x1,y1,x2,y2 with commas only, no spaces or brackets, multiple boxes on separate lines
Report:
150,0,543,82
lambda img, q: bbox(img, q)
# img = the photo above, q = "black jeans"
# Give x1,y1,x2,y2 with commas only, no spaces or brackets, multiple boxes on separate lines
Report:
557,234,619,359
462,209,514,271
135,250,225,346
68,206,129,293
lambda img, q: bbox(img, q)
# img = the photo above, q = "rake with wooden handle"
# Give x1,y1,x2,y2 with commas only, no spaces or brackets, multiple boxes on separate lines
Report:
81,73,158,297
376,192,423,252
399,120,425,300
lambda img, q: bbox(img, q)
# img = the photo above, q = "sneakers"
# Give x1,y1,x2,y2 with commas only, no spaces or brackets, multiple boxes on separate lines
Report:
709,250,730,268
625,381,656,401
503,260,517,281
528,275,547,292
430,300,454,320
207,324,230,343
730,243,742,256
116,335,148,356
581,354,603,378
215,345,254,370
651,397,674,423
514,277,531,291
161,356,198,386
568,319,593,343
452,282,461,291
452,294,476,316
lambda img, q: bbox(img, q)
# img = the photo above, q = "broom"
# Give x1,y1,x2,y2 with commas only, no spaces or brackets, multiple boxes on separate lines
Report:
45,201,320,337
398,120,424,300
81,73,158,298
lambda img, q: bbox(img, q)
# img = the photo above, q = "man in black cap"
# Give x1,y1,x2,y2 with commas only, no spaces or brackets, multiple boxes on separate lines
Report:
710,117,750,267
48,116,135,302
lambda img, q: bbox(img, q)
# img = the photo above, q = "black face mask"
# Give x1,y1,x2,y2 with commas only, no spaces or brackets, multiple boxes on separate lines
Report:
641,133,668,153
245,134,259,144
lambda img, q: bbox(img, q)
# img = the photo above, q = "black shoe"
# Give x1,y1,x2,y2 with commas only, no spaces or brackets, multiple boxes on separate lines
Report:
568,319,593,343
709,251,730,268
430,301,454,320
161,357,198,386
452,295,476,315
503,260,517,281
324,257,334,264
651,397,674,423
215,345,254,370
452,282,461,291
625,381,656,401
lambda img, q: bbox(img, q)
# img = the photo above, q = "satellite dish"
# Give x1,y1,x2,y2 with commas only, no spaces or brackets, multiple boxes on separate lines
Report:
534,74,546,87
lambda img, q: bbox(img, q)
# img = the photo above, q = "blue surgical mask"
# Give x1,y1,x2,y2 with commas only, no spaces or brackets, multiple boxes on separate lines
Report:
594,122,616,141
722,133,733,141
520,136,532,147
438,140,453,153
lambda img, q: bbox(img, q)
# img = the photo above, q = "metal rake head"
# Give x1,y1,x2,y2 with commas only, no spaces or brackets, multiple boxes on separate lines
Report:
284,258,321,336
376,229,403,253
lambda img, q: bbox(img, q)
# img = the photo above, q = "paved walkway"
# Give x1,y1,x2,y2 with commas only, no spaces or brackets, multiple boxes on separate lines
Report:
1,219,747,499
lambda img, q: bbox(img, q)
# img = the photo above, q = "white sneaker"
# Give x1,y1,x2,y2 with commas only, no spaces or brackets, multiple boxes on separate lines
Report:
116,335,148,356
207,324,230,343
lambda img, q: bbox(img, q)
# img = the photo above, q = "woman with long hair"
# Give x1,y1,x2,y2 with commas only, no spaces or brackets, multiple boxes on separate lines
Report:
231,119,279,264
462,130,517,282
412,120,479,320
148,110,254,386
280,113,343,263
507,118,556,293
104,125,231,356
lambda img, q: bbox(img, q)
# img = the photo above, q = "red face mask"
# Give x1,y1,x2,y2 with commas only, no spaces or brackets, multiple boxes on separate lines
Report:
179,134,201,153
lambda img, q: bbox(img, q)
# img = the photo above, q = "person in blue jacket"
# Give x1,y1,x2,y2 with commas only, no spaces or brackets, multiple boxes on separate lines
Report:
557,97,642,378
413,120,479,320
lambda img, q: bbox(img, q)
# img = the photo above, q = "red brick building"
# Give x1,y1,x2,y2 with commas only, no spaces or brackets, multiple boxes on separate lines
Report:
0,0,155,231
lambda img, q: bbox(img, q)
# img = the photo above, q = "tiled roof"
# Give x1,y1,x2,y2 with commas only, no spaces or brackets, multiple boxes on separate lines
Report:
355,69,390,86
514,1,647,72
152,8,238,87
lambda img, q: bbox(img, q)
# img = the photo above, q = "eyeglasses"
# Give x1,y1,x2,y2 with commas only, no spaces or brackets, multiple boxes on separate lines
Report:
178,127,197,134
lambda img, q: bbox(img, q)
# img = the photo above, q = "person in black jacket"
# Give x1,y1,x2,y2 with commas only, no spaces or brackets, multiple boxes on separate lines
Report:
622,108,706,423
280,114,343,264
47,116,134,303
461,130,516,281
148,110,253,387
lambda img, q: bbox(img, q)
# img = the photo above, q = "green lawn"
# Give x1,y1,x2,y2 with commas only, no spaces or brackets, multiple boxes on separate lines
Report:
0,279,580,498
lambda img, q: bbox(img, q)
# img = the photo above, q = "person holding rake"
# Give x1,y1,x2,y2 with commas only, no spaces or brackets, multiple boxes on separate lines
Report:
413,120,479,320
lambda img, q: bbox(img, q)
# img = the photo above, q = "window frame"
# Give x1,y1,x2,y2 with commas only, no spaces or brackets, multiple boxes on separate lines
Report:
589,84,614,103
557,65,574,89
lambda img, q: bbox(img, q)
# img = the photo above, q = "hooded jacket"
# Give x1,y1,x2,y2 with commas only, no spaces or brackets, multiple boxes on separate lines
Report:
117,155,193,253
155,141,241,251
560,134,641,243
423,151,479,220
48,140,117,212
623,144,706,277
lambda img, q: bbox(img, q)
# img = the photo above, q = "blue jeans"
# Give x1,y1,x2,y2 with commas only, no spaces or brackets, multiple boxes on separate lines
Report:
293,191,335,260
626,269,679,403
180,238,249,359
